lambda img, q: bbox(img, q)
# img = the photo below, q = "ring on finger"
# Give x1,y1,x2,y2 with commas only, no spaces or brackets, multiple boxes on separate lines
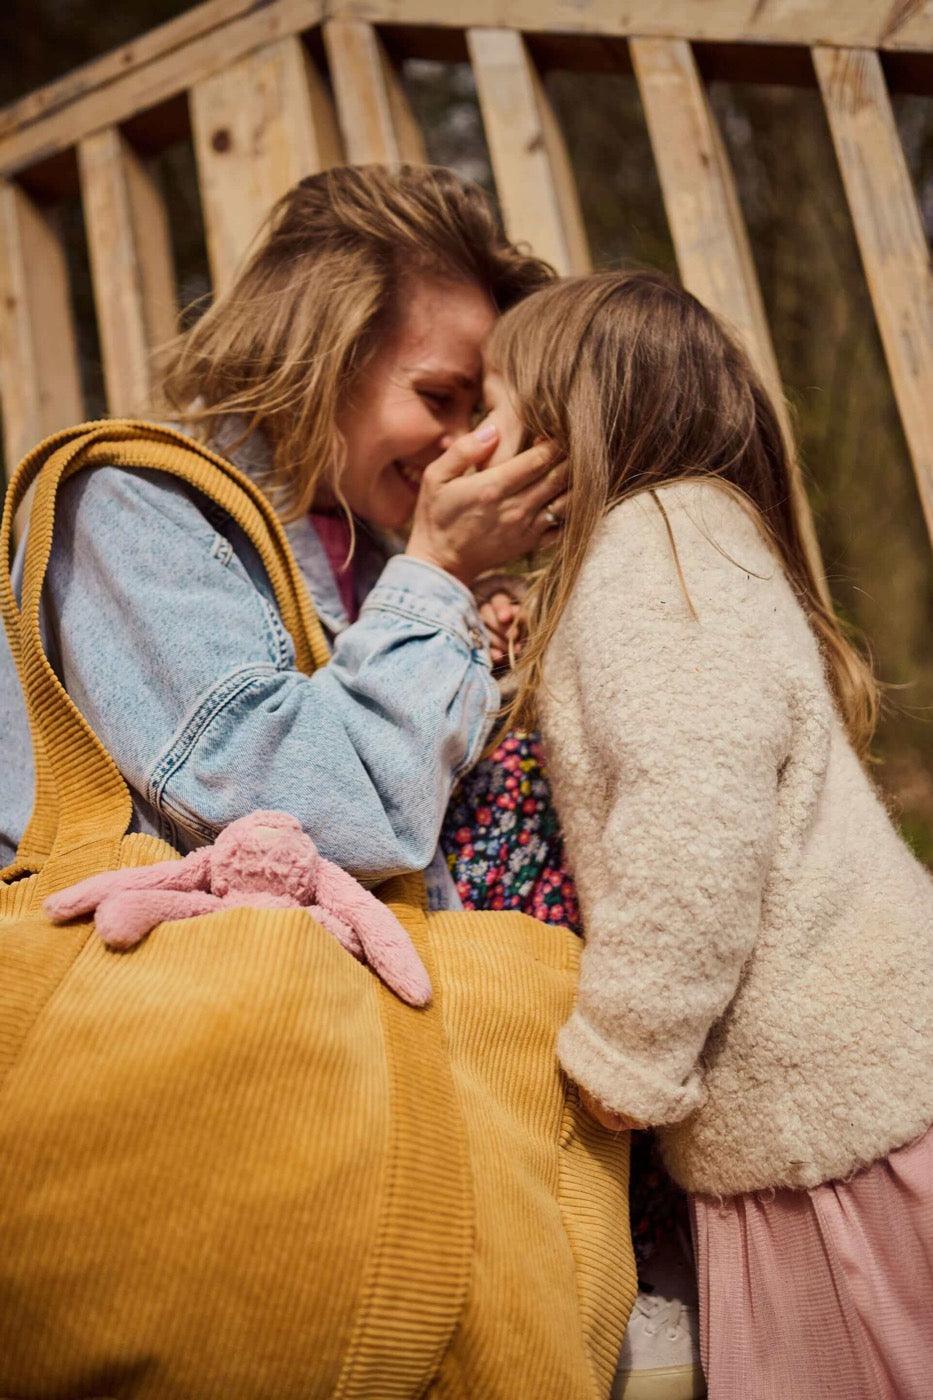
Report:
543,506,561,528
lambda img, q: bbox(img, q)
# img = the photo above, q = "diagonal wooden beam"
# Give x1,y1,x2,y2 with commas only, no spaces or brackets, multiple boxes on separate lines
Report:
814,45,933,546
0,0,325,184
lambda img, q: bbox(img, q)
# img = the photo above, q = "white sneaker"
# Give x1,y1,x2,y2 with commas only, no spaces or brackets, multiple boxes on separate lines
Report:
612,1231,706,1400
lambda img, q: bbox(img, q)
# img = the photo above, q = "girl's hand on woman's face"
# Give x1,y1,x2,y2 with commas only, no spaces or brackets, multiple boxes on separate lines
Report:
405,425,566,587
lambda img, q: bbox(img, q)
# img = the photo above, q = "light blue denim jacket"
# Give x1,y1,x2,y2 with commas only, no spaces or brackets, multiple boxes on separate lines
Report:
0,423,498,907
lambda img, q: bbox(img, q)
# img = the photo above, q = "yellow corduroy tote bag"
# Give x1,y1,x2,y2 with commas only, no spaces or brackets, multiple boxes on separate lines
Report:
0,422,636,1400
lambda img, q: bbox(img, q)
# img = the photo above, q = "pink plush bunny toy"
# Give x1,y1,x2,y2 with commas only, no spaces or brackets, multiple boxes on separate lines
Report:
44,810,432,1007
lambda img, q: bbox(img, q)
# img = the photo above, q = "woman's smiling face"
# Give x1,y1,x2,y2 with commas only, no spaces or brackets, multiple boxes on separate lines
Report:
331,276,497,531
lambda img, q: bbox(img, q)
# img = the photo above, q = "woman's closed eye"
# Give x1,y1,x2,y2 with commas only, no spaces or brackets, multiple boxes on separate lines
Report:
418,388,454,411
419,385,487,438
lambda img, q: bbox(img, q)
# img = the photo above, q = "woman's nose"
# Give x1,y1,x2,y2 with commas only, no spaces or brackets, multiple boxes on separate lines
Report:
446,404,477,440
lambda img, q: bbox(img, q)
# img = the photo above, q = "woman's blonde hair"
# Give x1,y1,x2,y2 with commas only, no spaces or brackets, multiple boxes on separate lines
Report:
158,163,553,521
490,269,880,758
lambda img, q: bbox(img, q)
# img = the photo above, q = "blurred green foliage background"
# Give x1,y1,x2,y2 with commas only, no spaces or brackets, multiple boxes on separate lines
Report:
1,2,931,861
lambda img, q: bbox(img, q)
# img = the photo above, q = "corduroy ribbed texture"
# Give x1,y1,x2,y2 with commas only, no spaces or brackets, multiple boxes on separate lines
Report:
0,423,636,1398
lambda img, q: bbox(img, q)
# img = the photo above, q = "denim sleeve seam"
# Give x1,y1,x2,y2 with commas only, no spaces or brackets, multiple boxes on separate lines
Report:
147,664,283,830
360,598,485,656
258,595,293,669
452,673,500,780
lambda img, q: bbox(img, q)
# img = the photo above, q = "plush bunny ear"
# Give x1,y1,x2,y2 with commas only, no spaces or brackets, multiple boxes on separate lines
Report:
307,904,364,961
314,860,432,1008
44,847,212,924
96,888,224,950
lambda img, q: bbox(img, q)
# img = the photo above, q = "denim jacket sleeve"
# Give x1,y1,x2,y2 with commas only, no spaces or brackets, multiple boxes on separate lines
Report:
45,466,498,877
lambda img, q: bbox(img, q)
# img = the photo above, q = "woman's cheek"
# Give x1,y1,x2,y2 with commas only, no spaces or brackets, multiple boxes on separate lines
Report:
387,397,442,459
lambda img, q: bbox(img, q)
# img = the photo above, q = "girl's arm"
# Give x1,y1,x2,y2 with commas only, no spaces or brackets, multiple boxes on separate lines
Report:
547,486,793,1126
46,466,497,877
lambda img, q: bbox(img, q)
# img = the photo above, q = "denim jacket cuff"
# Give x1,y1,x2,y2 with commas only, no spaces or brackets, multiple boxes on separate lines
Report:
362,555,490,656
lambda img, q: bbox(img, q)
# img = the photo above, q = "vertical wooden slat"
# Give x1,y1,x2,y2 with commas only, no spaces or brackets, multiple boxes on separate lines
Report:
814,47,933,546
630,35,829,602
0,181,82,478
323,20,426,164
78,127,177,415
190,35,342,294
467,28,589,276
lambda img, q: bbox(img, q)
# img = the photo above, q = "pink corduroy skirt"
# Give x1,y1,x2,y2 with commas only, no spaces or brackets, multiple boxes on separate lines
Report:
690,1125,933,1400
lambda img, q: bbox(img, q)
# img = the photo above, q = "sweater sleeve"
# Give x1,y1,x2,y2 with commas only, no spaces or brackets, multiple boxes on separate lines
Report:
549,488,792,1125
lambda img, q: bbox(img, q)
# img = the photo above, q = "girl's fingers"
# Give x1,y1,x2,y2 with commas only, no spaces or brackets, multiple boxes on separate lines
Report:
579,1087,642,1132
488,591,517,626
478,601,511,647
472,572,529,608
479,590,526,668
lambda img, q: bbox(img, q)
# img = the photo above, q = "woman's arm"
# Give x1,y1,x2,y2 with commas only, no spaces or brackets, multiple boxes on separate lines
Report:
546,486,793,1125
46,466,497,876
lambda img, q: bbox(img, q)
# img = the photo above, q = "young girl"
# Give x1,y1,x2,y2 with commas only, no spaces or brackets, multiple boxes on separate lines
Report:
477,269,933,1399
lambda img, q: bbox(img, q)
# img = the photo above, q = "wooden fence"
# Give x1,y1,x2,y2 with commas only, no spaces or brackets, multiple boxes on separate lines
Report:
0,0,930,580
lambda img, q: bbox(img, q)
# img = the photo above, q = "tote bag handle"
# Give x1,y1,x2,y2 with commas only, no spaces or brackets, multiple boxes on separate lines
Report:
1,421,331,888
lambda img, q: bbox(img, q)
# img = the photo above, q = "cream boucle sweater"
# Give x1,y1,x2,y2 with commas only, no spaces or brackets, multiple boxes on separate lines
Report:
543,480,933,1197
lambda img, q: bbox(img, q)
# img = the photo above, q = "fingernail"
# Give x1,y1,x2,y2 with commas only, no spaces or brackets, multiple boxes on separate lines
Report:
474,424,498,442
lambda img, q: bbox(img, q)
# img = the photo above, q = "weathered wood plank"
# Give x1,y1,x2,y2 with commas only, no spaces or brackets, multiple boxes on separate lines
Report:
0,0,263,143
881,1,933,51
190,35,342,293
324,20,426,163
334,0,931,51
814,45,933,544
78,127,177,415
2,1,931,187
0,0,325,182
0,182,83,479
630,35,830,600
467,27,589,276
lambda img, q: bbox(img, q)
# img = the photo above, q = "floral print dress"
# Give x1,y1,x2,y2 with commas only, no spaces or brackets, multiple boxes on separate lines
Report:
441,729,688,1276
442,732,581,931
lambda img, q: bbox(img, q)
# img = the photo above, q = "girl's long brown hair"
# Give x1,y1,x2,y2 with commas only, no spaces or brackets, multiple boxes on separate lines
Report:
489,269,879,757
158,163,553,521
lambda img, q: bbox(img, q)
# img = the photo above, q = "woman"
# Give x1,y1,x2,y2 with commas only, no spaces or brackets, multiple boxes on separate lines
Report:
0,164,561,910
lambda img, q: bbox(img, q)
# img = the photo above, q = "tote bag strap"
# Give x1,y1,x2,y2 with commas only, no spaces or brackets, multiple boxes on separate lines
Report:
1,420,331,886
